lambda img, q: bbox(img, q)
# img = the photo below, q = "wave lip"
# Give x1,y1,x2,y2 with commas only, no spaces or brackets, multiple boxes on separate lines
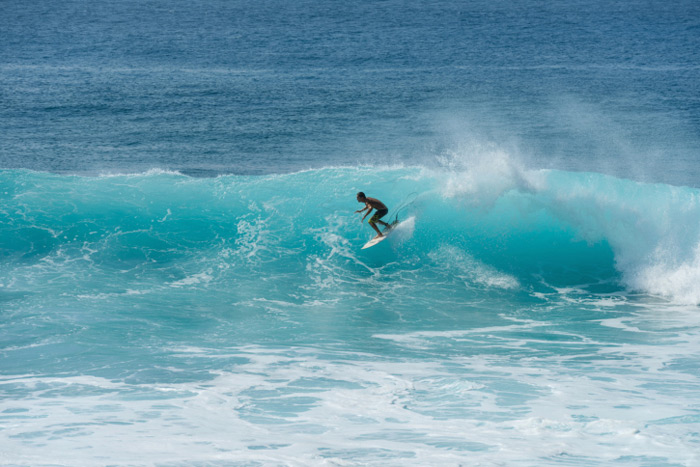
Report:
540,170,700,304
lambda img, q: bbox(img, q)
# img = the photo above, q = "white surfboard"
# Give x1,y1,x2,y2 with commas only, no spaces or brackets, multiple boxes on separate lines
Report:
361,221,398,250
361,235,389,249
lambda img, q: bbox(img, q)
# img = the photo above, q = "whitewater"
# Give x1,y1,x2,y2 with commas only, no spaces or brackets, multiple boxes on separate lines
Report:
2,160,699,465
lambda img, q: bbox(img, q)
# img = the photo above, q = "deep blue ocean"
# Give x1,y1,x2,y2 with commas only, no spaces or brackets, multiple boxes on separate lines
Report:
2,0,700,465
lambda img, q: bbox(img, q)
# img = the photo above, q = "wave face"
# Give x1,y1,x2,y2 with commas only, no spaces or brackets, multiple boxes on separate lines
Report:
2,165,699,305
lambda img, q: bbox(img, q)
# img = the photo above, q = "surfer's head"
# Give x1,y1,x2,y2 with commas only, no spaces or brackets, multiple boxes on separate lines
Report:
356,192,366,202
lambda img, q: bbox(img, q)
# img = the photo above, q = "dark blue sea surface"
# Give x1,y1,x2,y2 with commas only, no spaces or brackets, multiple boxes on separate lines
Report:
2,0,699,181
2,1,700,465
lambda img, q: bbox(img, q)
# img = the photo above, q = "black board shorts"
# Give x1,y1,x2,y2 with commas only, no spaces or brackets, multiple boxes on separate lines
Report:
369,208,388,224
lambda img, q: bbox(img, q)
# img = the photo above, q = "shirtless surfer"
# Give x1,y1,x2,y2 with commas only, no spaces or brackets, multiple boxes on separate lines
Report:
355,192,390,238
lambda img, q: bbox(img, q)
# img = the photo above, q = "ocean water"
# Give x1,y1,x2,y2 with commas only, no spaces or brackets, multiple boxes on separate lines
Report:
2,0,700,465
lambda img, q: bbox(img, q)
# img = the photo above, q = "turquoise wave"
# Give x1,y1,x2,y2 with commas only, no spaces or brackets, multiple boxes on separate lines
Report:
1,166,699,304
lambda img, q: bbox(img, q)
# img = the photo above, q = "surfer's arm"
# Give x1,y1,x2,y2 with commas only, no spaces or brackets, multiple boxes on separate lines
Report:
361,206,373,222
356,203,372,217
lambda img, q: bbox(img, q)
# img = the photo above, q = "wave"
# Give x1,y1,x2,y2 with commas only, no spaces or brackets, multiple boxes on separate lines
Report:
1,163,699,304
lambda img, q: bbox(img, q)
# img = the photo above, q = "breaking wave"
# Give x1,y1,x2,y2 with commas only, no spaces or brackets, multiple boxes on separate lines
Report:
2,163,699,304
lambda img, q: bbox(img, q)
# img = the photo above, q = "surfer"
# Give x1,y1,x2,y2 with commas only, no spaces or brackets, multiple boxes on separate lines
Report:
355,192,390,238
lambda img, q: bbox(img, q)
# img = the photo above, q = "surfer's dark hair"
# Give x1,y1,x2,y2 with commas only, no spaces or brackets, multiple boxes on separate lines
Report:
357,192,366,199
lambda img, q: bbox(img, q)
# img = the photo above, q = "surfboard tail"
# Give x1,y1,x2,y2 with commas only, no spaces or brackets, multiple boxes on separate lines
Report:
383,218,399,233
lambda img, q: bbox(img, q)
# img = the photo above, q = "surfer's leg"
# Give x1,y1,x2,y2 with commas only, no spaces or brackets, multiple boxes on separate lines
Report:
373,209,389,228
369,221,383,237
369,208,391,237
